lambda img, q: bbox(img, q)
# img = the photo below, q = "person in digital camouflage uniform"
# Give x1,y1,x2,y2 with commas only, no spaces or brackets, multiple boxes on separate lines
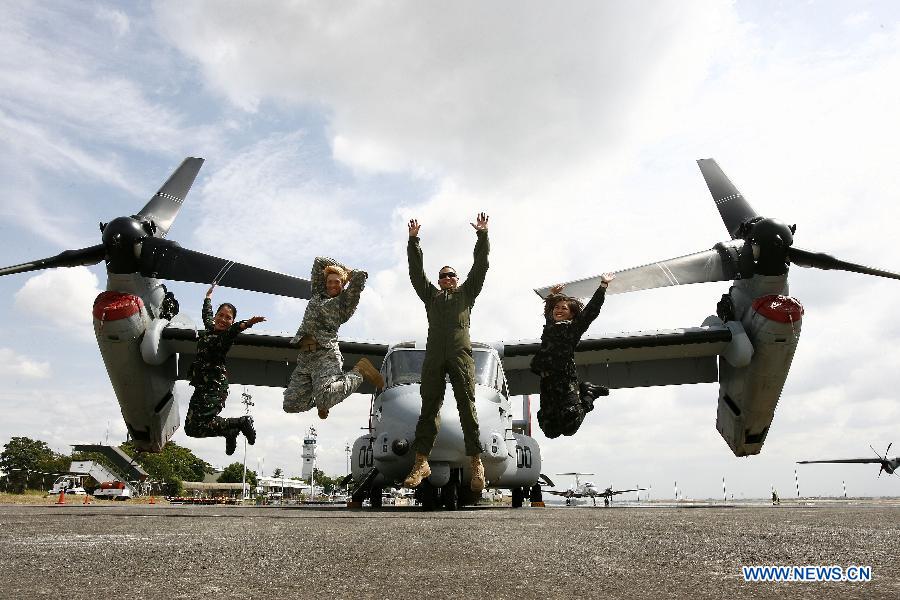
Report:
530,274,615,439
403,213,489,493
283,257,383,420
185,285,265,455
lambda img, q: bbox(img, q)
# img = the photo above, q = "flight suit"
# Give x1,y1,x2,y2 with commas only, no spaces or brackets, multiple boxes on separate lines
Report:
283,257,367,413
184,298,247,438
408,230,489,456
530,286,607,438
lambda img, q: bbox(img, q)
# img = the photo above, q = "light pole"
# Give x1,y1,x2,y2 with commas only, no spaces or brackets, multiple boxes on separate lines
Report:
240,389,254,500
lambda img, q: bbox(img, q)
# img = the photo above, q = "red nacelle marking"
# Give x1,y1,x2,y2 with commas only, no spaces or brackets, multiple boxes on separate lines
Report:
752,294,804,324
93,291,144,321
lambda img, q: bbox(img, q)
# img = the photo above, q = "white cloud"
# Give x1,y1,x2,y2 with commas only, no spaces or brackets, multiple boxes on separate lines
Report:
14,267,102,341
0,348,50,379
94,7,130,37
156,1,738,186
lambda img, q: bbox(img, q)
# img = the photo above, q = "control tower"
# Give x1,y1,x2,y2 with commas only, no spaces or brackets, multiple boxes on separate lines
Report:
301,427,317,480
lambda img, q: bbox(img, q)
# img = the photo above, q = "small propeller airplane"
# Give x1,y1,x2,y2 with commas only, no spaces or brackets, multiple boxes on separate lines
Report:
3,156,900,511
798,443,899,477
545,472,645,507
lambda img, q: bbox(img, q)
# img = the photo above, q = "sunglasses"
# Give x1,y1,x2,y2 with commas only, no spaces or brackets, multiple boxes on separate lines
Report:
438,272,457,280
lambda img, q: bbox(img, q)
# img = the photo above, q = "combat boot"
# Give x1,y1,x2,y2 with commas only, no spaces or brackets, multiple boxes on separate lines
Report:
470,455,485,493
238,416,256,445
225,429,239,456
353,357,385,390
403,452,431,488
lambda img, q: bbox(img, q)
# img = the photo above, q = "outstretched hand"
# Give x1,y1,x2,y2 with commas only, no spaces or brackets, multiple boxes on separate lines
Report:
408,219,421,237
206,284,216,298
600,273,616,288
243,316,266,328
549,284,564,295
471,212,489,231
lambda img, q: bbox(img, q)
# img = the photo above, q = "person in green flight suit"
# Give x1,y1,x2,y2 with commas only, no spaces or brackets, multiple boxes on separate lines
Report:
184,284,266,456
403,212,490,493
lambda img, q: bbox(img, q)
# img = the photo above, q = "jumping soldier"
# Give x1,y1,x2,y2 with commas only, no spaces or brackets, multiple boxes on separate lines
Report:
403,213,490,493
185,285,265,455
283,257,383,420
531,275,615,438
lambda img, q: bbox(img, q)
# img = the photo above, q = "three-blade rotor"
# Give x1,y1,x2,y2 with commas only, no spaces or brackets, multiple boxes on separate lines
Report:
536,158,900,300
0,157,314,300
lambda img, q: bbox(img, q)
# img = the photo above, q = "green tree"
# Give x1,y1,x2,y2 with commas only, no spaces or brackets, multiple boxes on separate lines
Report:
312,468,339,494
218,463,257,488
271,467,283,479
0,437,69,492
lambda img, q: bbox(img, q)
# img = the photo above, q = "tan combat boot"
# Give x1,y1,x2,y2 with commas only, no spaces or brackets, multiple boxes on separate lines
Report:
470,454,485,493
353,357,385,390
403,453,431,488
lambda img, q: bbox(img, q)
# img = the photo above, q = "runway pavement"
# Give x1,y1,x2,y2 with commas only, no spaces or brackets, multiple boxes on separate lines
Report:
1,502,898,599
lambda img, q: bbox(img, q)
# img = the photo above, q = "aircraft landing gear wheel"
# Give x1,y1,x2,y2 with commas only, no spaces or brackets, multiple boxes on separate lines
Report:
511,486,524,508
418,481,439,511
369,486,383,508
529,484,542,504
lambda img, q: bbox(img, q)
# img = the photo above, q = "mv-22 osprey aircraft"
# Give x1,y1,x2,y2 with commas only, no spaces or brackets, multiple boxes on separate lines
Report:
2,157,900,510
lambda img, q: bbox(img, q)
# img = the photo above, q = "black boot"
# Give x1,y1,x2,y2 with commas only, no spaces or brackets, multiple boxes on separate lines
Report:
225,429,238,456
239,416,256,445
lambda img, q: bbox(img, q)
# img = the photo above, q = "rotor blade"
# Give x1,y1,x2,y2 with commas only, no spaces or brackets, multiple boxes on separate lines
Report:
797,459,882,464
697,159,760,239
887,443,893,455
0,244,106,277
788,247,900,280
138,238,312,299
535,239,753,300
870,444,883,459
136,157,204,238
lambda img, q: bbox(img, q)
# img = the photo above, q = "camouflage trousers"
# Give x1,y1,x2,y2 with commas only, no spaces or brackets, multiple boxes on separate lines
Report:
412,350,482,457
536,373,595,439
283,346,363,413
185,385,242,438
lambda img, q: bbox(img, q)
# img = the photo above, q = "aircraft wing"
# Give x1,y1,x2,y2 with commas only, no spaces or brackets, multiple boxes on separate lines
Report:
161,326,389,393
604,488,644,496
797,458,883,465
500,325,731,396
545,490,578,497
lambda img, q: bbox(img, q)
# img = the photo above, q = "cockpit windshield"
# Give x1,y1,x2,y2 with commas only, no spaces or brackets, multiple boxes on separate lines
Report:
386,348,501,390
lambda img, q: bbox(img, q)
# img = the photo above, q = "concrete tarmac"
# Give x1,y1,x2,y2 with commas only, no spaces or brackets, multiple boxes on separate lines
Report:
1,501,898,599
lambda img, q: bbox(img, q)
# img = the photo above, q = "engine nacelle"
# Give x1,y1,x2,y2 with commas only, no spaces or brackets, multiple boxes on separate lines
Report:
716,293,803,456
93,291,179,452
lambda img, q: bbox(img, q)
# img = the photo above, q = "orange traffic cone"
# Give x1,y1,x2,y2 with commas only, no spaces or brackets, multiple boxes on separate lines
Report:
149,495,155,505
83,494,91,505
56,490,66,504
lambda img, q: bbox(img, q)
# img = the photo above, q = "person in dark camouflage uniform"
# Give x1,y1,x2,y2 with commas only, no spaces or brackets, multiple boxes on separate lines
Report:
530,274,615,438
403,213,489,493
283,257,383,420
185,284,265,455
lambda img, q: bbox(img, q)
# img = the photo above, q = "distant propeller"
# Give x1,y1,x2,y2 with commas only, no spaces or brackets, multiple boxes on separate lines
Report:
0,157,314,300
536,158,900,300
870,443,893,477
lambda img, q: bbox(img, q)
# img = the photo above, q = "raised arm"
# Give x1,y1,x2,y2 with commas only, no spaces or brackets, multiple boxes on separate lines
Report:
311,256,348,296
461,212,490,304
572,273,614,338
407,219,436,303
339,268,368,322
202,285,215,330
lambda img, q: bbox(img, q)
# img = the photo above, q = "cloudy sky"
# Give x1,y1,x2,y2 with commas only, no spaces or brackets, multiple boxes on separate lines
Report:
2,0,899,499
